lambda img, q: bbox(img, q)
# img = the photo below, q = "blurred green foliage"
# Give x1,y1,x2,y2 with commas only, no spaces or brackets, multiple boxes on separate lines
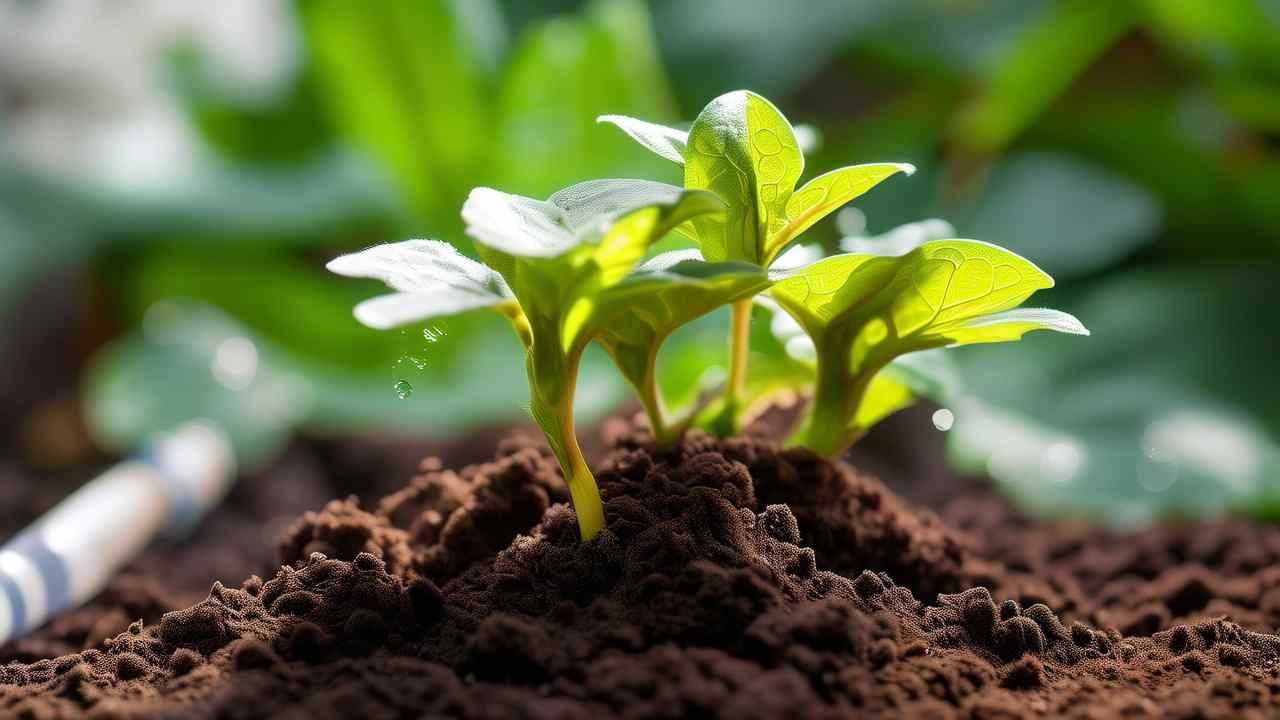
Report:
3,0,1279,522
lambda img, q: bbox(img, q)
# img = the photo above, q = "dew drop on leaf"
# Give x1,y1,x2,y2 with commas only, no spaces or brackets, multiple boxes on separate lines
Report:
394,380,414,399
932,408,954,431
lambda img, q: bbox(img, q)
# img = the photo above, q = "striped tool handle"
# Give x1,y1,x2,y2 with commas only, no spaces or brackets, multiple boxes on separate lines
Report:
0,422,235,645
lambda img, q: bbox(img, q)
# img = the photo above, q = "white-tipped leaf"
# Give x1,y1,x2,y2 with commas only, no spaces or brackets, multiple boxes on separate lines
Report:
940,307,1090,346
597,115,688,165
327,239,510,294
464,180,707,259
462,187,578,257
326,239,513,330
548,179,687,234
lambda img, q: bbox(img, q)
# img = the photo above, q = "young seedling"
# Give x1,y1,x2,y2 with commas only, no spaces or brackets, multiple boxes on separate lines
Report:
331,95,1091,541
330,179,739,540
601,90,914,433
768,239,1089,457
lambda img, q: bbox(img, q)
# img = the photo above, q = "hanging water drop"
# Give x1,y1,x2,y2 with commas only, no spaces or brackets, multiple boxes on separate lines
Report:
931,408,954,431
394,380,414,399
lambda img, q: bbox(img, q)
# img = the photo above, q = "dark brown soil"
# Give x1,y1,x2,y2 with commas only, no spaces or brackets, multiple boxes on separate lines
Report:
4,417,1280,718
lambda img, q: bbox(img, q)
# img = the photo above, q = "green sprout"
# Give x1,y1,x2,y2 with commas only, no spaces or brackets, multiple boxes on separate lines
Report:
330,93,1091,544
601,90,914,434
330,179,746,540
768,240,1089,457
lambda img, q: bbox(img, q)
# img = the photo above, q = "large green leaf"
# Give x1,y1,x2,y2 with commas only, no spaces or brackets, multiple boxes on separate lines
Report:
492,0,678,198
769,240,1086,455
953,0,1140,152
302,0,496,230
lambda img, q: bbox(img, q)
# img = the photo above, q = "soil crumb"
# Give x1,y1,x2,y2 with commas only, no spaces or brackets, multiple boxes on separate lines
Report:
5,423,1280,718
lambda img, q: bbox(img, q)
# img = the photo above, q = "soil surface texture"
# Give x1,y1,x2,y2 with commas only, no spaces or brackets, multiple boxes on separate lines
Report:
3,418,1280,718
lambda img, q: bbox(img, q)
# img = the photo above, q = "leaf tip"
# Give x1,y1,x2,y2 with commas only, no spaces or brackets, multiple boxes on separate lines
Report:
325,250,365,278
352,298,397,331
897,163,918,177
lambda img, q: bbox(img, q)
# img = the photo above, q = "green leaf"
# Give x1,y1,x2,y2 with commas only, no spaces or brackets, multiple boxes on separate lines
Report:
953,0,1139,152
492,0,678,198
684,90,803,264
301,0,495,229
326,240,514,330
596,115,688,164
770,163,916,262
770,240,1087,456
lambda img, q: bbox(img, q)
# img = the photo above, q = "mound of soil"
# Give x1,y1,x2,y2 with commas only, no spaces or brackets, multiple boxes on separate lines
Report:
4,421,1280,718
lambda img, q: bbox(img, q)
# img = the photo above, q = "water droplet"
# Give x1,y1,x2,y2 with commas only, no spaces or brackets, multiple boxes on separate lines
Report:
1042,441,1085,483
211,336,258,391
931,408,954,431
396,356,428,371
394,380,414,399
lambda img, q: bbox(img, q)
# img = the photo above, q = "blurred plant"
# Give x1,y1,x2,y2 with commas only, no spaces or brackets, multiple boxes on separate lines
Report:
76,0,690,444
302,0,676,236
0,0,299,189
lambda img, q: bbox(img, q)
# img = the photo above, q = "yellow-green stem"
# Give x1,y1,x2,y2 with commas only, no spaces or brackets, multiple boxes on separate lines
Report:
728,298,751,402
561,422,604,540
637,354,674,447
530,346,604,541
709,298,753,436
558,350,604,540
636,345,699,449
786,333,878,458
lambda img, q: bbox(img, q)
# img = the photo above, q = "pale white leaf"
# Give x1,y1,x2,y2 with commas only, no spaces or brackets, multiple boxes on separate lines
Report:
597,114,688,164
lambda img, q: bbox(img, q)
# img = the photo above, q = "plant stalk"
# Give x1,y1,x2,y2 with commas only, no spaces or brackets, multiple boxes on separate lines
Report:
635,344,700,449
708,298,753,436
560,415,604,541
529,344,604,541
787,334,878,458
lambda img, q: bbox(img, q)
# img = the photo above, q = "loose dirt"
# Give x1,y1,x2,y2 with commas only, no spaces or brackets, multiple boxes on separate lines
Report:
3,419,1280,718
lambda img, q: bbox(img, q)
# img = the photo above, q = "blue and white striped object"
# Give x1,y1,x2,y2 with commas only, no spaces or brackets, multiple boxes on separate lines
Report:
0,422,234,645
